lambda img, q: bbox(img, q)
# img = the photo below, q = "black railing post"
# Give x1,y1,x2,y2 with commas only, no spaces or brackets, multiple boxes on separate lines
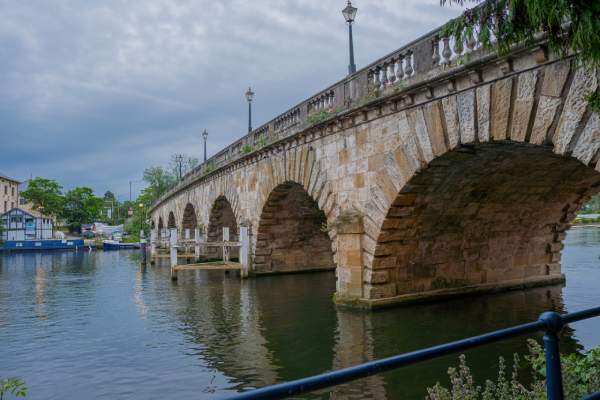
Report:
539,312,565,400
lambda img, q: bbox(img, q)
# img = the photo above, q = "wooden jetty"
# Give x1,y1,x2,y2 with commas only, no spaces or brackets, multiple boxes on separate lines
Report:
149,226,250,281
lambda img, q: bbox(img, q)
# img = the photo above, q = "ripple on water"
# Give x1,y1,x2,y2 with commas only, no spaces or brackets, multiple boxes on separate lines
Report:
0,227,598,400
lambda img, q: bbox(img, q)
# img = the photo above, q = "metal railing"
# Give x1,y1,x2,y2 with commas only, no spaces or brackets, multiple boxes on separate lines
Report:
225,306,600,400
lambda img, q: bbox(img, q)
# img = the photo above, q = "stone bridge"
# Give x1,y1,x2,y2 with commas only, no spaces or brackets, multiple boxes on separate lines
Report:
149,19,600,308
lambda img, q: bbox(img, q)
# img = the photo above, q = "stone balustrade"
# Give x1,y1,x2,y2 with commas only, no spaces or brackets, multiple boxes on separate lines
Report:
151,1,528,211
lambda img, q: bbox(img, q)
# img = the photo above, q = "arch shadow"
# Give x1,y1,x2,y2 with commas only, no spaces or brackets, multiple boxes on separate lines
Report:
255,181,334,274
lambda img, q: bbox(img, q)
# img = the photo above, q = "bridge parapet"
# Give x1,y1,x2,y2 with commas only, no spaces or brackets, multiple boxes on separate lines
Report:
151,3,541,212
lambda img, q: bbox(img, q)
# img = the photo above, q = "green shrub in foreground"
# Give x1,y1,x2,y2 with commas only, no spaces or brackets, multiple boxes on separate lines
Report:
0,378,27,399
426,340,600,400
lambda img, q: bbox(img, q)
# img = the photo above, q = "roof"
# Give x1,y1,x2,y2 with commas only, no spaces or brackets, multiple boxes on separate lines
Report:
1,205,52,220
0,172,21,184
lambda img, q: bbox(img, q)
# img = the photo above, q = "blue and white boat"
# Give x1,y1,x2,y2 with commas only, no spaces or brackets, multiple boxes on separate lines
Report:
0,239,85,252
102,240,140,250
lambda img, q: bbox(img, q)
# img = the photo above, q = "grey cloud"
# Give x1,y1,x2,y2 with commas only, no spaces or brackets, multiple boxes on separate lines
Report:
0,0,465,199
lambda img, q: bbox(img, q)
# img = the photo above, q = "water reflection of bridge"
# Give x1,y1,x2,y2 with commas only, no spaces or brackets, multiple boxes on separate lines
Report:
150,262,580,399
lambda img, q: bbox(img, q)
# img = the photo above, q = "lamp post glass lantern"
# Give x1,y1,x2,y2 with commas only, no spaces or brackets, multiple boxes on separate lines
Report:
202,129,208,162
245,87,254,133
342,1,357,75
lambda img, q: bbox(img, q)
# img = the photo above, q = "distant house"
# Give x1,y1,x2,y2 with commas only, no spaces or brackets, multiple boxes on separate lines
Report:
0,173,20,213
1,207,54,241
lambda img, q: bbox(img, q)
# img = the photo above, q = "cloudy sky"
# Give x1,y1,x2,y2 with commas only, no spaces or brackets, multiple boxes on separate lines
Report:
0,0,466,200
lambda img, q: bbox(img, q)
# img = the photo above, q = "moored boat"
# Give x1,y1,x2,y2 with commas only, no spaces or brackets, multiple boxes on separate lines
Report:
0,239,85,252
102,240,140,250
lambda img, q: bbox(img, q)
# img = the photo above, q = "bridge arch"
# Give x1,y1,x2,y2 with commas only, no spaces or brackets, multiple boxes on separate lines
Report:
255,181,335,274
167,211,176,229
367,141,600,300
182,203,198,230
207,196,239,259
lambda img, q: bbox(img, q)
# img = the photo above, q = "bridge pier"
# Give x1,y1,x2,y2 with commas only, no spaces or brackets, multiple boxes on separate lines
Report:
334,213,366,305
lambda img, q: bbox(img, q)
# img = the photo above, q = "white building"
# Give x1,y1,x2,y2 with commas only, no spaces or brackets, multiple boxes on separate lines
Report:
1,207,53,241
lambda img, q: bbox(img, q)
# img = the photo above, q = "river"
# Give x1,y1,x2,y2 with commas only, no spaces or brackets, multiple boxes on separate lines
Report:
1,227,599,399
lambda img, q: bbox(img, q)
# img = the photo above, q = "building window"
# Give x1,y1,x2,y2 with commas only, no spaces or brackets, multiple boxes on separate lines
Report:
11,202,14,209
3,201,6,213
11,187,15,196
4,186,6,195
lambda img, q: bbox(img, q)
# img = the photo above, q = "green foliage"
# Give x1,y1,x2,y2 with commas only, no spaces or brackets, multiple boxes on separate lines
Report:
123,205,149,241
307,110,333,125
579,192,600,214
573,216,600,224
440,0,600,113
20,177,64,218
356,89,381,107
242,144,254,154
0,378,27,399
169,154,199,181
256,136,267,148
203,162,215,175
61,187,103,232
426,340,600,400
143,166,176,204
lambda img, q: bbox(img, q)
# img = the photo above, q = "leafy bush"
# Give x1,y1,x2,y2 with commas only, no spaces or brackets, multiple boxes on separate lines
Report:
573,217,600,224
241,144,253,154
440,0,600,113
307,110,332,125
0,378,27,399
426,340,600,400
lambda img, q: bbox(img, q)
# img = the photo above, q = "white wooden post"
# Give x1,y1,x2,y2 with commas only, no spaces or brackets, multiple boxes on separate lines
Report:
150,229,157,258
194,228,201,260
222,227,230,262
184,228,190,254
170,228,178,280
240,226,250,278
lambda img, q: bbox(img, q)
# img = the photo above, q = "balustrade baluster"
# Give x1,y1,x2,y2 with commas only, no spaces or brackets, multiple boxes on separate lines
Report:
465,28,475,52
432,37,441,65
389,58,397,84
367,70,374,91
404,51,414,76
381,62,389,87
374,67,381,89
442,37,452,63
454,32,464,56
397,55,405,81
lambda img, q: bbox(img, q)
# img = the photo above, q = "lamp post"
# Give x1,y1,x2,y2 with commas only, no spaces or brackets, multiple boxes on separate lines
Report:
342,1,358,75
174,154,184,181
202,129,208,162
245,87,255,133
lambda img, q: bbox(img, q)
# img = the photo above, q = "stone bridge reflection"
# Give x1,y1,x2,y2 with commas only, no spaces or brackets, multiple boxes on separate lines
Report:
153,261,581,399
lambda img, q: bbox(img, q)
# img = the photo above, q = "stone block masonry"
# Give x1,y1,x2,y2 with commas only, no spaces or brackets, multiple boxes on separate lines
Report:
150,38,600,309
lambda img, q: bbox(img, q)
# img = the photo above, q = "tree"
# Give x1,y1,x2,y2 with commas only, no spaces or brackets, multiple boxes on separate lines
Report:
142,166,176,203
441,0,600,111
61,187,103,232
101,191,118,224
169,154,199,181
20,177,64,218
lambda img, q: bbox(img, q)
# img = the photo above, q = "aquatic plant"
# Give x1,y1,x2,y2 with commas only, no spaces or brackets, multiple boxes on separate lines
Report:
426,340,600,399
